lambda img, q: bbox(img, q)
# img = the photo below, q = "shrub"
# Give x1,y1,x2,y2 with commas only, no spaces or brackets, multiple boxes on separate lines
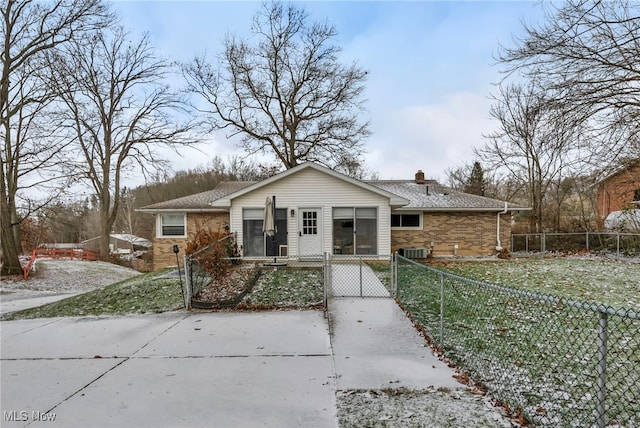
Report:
185,229,238,281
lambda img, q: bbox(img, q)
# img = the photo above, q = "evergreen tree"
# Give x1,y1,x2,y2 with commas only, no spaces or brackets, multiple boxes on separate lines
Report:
465,161,486,196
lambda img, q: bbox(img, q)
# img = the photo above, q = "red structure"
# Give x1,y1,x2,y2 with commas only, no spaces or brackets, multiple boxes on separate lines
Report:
22,248,99,280
596,160,640,227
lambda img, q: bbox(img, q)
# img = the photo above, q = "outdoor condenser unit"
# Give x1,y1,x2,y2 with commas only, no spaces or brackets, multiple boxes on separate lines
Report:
403,248,427,259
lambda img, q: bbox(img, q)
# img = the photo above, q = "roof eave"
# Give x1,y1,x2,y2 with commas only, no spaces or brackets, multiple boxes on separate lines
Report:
136,208,229,214
395,206,531,212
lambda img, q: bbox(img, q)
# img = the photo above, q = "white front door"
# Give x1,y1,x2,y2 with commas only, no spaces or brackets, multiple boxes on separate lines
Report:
298,208,322,256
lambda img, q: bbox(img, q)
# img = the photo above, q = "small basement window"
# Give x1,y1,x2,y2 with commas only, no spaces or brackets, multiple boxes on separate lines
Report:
160,213,186,237
391,213,422,229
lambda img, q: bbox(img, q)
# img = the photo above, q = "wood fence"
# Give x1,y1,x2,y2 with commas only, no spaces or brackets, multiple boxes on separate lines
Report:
22,248,100,280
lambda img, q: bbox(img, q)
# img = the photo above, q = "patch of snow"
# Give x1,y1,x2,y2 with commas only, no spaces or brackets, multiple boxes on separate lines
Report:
1,259,140,302
604,210,640,231
337,387,518,427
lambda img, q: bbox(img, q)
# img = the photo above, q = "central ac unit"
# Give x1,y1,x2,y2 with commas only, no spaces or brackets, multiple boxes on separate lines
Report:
404,248,427,259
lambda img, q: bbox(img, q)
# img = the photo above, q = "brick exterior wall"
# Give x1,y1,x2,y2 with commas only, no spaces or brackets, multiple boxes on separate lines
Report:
596,162,640,226
391,212,511,257
153,210,511,267
153,212,230,270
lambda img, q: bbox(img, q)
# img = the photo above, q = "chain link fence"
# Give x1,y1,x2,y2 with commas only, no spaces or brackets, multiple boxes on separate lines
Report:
511,232,640,257
324,255,392,298
183,234,244,309
183,251,394,308
395,255,640,427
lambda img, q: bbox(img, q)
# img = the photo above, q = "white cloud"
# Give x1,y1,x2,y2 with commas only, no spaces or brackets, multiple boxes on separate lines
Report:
366,92,494,181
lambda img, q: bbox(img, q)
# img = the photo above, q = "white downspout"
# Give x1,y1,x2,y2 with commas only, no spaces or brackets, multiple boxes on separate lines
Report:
496,202,508,252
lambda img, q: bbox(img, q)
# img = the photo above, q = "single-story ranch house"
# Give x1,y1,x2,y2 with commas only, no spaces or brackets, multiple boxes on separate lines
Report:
139,162,529,269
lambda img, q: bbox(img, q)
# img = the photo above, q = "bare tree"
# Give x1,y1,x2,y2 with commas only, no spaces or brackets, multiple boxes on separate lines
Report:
50,26,196,259
497,0,640,167
478,82,579,232
1,0,111,276
445,161,524,202
182,1,370,171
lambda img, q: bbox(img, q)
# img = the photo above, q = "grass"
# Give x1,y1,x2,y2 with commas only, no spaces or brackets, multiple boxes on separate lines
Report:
438,257,640,311
1,269,183,321
366,261,392,288
396,257,640,427
239,267,323,308
2,266,324,321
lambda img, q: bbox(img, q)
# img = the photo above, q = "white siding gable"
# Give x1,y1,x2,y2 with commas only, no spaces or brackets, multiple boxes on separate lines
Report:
230,167,391,257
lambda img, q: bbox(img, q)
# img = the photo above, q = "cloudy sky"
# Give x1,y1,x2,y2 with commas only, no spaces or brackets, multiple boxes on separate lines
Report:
111,0,546,183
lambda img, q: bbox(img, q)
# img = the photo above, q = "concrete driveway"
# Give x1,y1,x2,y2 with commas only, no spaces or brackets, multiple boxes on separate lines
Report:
1,299,478,428
1,311,336,428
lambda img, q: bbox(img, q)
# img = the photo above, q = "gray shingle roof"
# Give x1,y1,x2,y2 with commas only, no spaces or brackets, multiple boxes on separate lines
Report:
139,176,528,212
139,181,255,211
368,180,527,211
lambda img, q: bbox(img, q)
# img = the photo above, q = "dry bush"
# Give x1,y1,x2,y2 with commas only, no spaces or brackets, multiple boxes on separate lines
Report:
186,229,239,281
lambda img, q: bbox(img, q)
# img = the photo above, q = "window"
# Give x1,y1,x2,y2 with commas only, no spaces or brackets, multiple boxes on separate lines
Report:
242,208,287,257
160,214,185,237
302,210,318,235
332,207,377,255
391,213,422,229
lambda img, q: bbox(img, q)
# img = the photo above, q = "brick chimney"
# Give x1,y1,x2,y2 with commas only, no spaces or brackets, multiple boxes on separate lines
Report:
415,170,426,184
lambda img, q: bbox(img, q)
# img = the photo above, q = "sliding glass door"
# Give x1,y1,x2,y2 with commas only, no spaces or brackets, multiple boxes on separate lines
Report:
242,208,287,257
332,207,377,255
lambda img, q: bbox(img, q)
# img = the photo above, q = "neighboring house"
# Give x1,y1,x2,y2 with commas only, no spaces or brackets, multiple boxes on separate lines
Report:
81,234,152,255
138,162,529,269
596,160,640,228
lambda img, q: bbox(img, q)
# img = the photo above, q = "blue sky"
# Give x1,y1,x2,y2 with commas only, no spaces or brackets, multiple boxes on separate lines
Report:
110,0,545,183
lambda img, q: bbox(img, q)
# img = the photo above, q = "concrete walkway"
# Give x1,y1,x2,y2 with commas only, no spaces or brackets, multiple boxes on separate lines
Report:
328,298,459,391
0,293,82,316
330,264,390,297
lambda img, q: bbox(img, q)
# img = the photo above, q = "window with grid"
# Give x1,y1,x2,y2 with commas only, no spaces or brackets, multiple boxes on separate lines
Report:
302,211,318,235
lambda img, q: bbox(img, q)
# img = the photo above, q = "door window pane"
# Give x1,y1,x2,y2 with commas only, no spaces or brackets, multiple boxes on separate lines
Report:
303,210,318,235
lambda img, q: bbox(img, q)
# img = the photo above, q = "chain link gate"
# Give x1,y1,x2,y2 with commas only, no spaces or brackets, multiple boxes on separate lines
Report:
323,254,393,298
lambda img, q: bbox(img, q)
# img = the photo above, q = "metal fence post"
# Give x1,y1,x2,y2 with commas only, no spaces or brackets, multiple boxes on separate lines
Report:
322,252,328,307
596,311,608,428
359,257,363,297
586,231,590,251
325,252,333,303
183,255,191,310
439,272,445,345
542,232,546,252
391,253,397,298
617,233,620,258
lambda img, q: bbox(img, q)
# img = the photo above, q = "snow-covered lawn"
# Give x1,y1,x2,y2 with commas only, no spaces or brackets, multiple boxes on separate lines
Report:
337,387,514,428
441,257,640,311
397,256,640,427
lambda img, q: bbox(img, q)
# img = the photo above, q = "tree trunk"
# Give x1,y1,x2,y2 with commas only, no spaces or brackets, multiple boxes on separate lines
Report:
99,194,112,260
0,184,22,276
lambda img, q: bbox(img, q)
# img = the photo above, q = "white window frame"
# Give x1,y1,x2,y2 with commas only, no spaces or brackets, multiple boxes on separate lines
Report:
158,213,187,238
391,212,423,230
